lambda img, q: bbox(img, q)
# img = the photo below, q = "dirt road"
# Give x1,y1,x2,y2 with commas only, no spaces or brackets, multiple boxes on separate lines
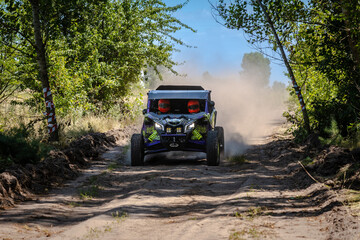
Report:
0,125,359,240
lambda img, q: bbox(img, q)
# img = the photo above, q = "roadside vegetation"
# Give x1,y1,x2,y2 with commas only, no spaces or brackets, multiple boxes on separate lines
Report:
0,0,193,171
215,0,360,148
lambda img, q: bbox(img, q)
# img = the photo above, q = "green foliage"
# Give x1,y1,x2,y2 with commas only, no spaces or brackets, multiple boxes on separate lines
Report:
0,44,20,104
1,0,194,119
0,124,52,171
301,156,314,166
217,0,360,143
285,1,360,140
79,185,101,200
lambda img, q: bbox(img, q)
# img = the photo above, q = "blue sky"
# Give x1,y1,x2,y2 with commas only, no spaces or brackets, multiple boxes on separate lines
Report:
166,0,288,85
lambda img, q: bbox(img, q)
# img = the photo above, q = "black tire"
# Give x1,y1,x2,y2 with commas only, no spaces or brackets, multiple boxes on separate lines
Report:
206,130,220,166
131,134,144,166
215,126,225,157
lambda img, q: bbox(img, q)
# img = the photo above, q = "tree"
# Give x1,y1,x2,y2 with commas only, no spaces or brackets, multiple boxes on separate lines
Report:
288,0,360,137
1,0,194,137
214,0,311,133
28,0,58,141
0,0,86,140
240,52,270,87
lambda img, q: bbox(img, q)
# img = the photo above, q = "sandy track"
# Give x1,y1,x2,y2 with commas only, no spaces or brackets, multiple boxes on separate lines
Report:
0,126,359,240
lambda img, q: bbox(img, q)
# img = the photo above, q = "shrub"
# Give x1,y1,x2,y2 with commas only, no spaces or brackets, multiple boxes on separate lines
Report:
0,124,52,171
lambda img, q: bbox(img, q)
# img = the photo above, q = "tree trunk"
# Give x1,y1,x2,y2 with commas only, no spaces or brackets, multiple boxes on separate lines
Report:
30,0,59,141
256,0,311,134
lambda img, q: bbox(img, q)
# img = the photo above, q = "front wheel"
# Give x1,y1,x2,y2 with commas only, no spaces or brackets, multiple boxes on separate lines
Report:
206,130,220,166
131,134,144,166
215,126,224,158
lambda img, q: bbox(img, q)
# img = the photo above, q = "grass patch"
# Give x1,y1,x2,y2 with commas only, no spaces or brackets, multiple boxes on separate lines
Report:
232,206,268,220
229,228,264,240
80,211,129,239
111,210,128,222
246,206,268,219
79,185,101,200
229,230,246,240
233,211,243,218
346,190,360,216
228,154,247,164
107,162,119,171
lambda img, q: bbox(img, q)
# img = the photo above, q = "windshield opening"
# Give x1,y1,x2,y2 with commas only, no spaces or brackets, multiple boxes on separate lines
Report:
149,99,206,114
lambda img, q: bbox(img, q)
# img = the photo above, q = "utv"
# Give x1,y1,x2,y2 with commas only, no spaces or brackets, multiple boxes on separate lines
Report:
131,85,224,166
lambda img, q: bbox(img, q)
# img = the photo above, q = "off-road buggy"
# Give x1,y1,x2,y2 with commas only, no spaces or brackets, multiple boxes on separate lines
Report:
131,85,224,166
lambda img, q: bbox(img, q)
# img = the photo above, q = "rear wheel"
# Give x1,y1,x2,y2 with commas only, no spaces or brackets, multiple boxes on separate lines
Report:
206,130,220,166
131,134,144,166
215,126,224,157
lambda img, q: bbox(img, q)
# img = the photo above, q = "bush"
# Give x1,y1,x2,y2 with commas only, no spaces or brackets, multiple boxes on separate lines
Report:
0,124,52,171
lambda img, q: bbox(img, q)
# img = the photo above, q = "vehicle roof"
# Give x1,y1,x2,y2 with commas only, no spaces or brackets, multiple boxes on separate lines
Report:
156,85,204,90
147,90,211,100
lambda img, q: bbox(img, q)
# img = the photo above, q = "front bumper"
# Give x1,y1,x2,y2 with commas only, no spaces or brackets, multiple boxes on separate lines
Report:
144,132,206,154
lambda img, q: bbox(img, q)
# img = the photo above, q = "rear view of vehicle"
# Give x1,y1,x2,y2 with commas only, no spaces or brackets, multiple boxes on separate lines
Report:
131,85,224,166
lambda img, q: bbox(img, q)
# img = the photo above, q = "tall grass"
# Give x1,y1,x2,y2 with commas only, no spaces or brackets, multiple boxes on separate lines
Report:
0,88,145,170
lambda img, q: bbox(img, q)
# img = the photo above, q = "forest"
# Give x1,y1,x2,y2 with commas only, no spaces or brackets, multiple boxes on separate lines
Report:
1,0,359,169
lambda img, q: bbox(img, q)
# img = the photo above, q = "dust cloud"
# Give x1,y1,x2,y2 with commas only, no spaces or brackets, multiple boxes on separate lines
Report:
149,70,288,157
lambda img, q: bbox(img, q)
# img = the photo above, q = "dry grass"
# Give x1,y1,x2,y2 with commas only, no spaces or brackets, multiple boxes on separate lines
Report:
1,95,126,147
58,114,121,145
346,190,360,216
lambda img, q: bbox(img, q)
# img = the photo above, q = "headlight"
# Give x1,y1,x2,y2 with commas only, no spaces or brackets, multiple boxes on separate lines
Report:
154,122,164,131
185,122,195,132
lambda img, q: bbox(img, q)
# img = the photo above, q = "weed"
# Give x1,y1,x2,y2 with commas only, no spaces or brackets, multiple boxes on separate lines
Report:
229,230,246,240
248,227,262,239
229,228,264,240
228,155,247,164
79,185,101,200
301,156,314,166
67,202,81,208
107,162,119,171
233,211,243,218
111,210,128,222
104,225,112,232
246,206,268,219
